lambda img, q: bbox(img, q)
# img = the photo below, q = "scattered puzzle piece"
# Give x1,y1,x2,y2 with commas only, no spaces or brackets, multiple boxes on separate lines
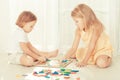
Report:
16,74,21,78
36,58,73,68
25,67,81,80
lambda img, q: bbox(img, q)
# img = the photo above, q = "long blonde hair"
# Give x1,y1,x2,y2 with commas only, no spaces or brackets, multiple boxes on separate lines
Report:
71,4,104,32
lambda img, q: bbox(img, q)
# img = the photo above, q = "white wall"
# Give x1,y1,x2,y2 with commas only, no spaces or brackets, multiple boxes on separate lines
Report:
108,0,120,55
0,0,59,54
0,0,119,55
9,0,59,52
0,0,10,53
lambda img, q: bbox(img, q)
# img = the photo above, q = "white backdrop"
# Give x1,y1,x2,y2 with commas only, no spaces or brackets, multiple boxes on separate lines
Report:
9,0,59,52
0,0,120,56
108,0,120,55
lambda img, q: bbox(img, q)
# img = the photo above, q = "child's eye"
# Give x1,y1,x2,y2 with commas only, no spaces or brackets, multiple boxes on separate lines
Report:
76,21,78,23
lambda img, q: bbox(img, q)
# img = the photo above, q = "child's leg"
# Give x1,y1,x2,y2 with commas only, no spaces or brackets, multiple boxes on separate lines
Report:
20,54,35,67
47,49,58,58
95,55,112,68
94,49,112,68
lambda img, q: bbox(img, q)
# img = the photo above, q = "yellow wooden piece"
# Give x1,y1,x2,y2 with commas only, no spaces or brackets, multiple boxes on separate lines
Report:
16,74,22,78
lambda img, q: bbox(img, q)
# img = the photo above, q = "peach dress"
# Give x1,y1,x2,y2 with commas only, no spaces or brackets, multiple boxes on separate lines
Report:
76,29,113,64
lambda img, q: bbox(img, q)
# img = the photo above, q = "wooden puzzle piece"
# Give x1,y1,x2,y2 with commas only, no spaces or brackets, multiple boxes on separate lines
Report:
36,59,73,68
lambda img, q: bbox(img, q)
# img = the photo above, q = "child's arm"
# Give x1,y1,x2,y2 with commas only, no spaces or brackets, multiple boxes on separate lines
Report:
27,42,48,57
64,28,81,59
77,27,102,67
27,42,58,58
20,42,45,61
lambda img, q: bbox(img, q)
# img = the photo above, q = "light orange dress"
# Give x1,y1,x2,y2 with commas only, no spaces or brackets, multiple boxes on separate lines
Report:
76,29,113,64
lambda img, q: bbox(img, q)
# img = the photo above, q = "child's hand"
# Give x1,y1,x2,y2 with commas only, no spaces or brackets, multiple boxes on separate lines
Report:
37,56,46,63
63,53,71,59
64,51,73,59
76,60,87,67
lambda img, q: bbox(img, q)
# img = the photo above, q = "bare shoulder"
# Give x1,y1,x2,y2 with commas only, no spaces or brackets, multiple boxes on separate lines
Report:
93,25,103,36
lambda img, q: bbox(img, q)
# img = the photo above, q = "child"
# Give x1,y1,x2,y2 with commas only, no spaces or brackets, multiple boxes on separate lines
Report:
10,11,58,67
64,4,113,68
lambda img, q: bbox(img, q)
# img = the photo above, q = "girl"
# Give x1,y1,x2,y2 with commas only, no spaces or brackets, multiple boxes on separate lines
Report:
10,11,58,67
64,4,113,68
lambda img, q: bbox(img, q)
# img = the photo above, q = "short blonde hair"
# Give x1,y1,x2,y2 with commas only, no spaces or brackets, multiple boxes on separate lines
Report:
16,11,37,28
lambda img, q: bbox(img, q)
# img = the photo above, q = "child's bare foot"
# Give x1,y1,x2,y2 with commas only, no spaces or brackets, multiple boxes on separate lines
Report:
47,49,58,58
38,49,58,58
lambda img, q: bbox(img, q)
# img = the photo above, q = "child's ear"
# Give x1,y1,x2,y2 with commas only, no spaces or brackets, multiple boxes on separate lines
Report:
21,22,26,27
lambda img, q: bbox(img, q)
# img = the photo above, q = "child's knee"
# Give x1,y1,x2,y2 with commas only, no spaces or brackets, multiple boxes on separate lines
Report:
20,55,34,67
96,55,111,68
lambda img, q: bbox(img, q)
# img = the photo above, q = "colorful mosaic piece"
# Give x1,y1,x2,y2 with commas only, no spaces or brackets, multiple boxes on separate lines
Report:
36,59,73,68
25,67,80,80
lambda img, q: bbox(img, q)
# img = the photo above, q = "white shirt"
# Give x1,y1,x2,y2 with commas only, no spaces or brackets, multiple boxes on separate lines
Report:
11,26,28,53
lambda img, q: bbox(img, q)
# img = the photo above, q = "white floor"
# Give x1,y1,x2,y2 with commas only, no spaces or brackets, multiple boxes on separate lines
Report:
0,53,120,80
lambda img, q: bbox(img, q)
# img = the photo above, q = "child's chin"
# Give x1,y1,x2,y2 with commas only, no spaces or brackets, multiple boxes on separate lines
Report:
26,31,31,33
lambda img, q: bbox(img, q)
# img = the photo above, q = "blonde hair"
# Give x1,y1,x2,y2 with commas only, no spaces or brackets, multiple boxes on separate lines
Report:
71,4,104,32
16,11,37,28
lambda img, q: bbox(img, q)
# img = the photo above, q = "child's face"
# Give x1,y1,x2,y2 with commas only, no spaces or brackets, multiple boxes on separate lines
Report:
23,20,36,33
73,17,85,30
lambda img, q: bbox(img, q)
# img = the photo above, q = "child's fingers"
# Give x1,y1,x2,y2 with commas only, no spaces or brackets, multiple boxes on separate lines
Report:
76,63,82,67
64,56,71,60
38,56,46,62
76,62,86,67
33,61,40,66
64,57,69,60
64,53,72,59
